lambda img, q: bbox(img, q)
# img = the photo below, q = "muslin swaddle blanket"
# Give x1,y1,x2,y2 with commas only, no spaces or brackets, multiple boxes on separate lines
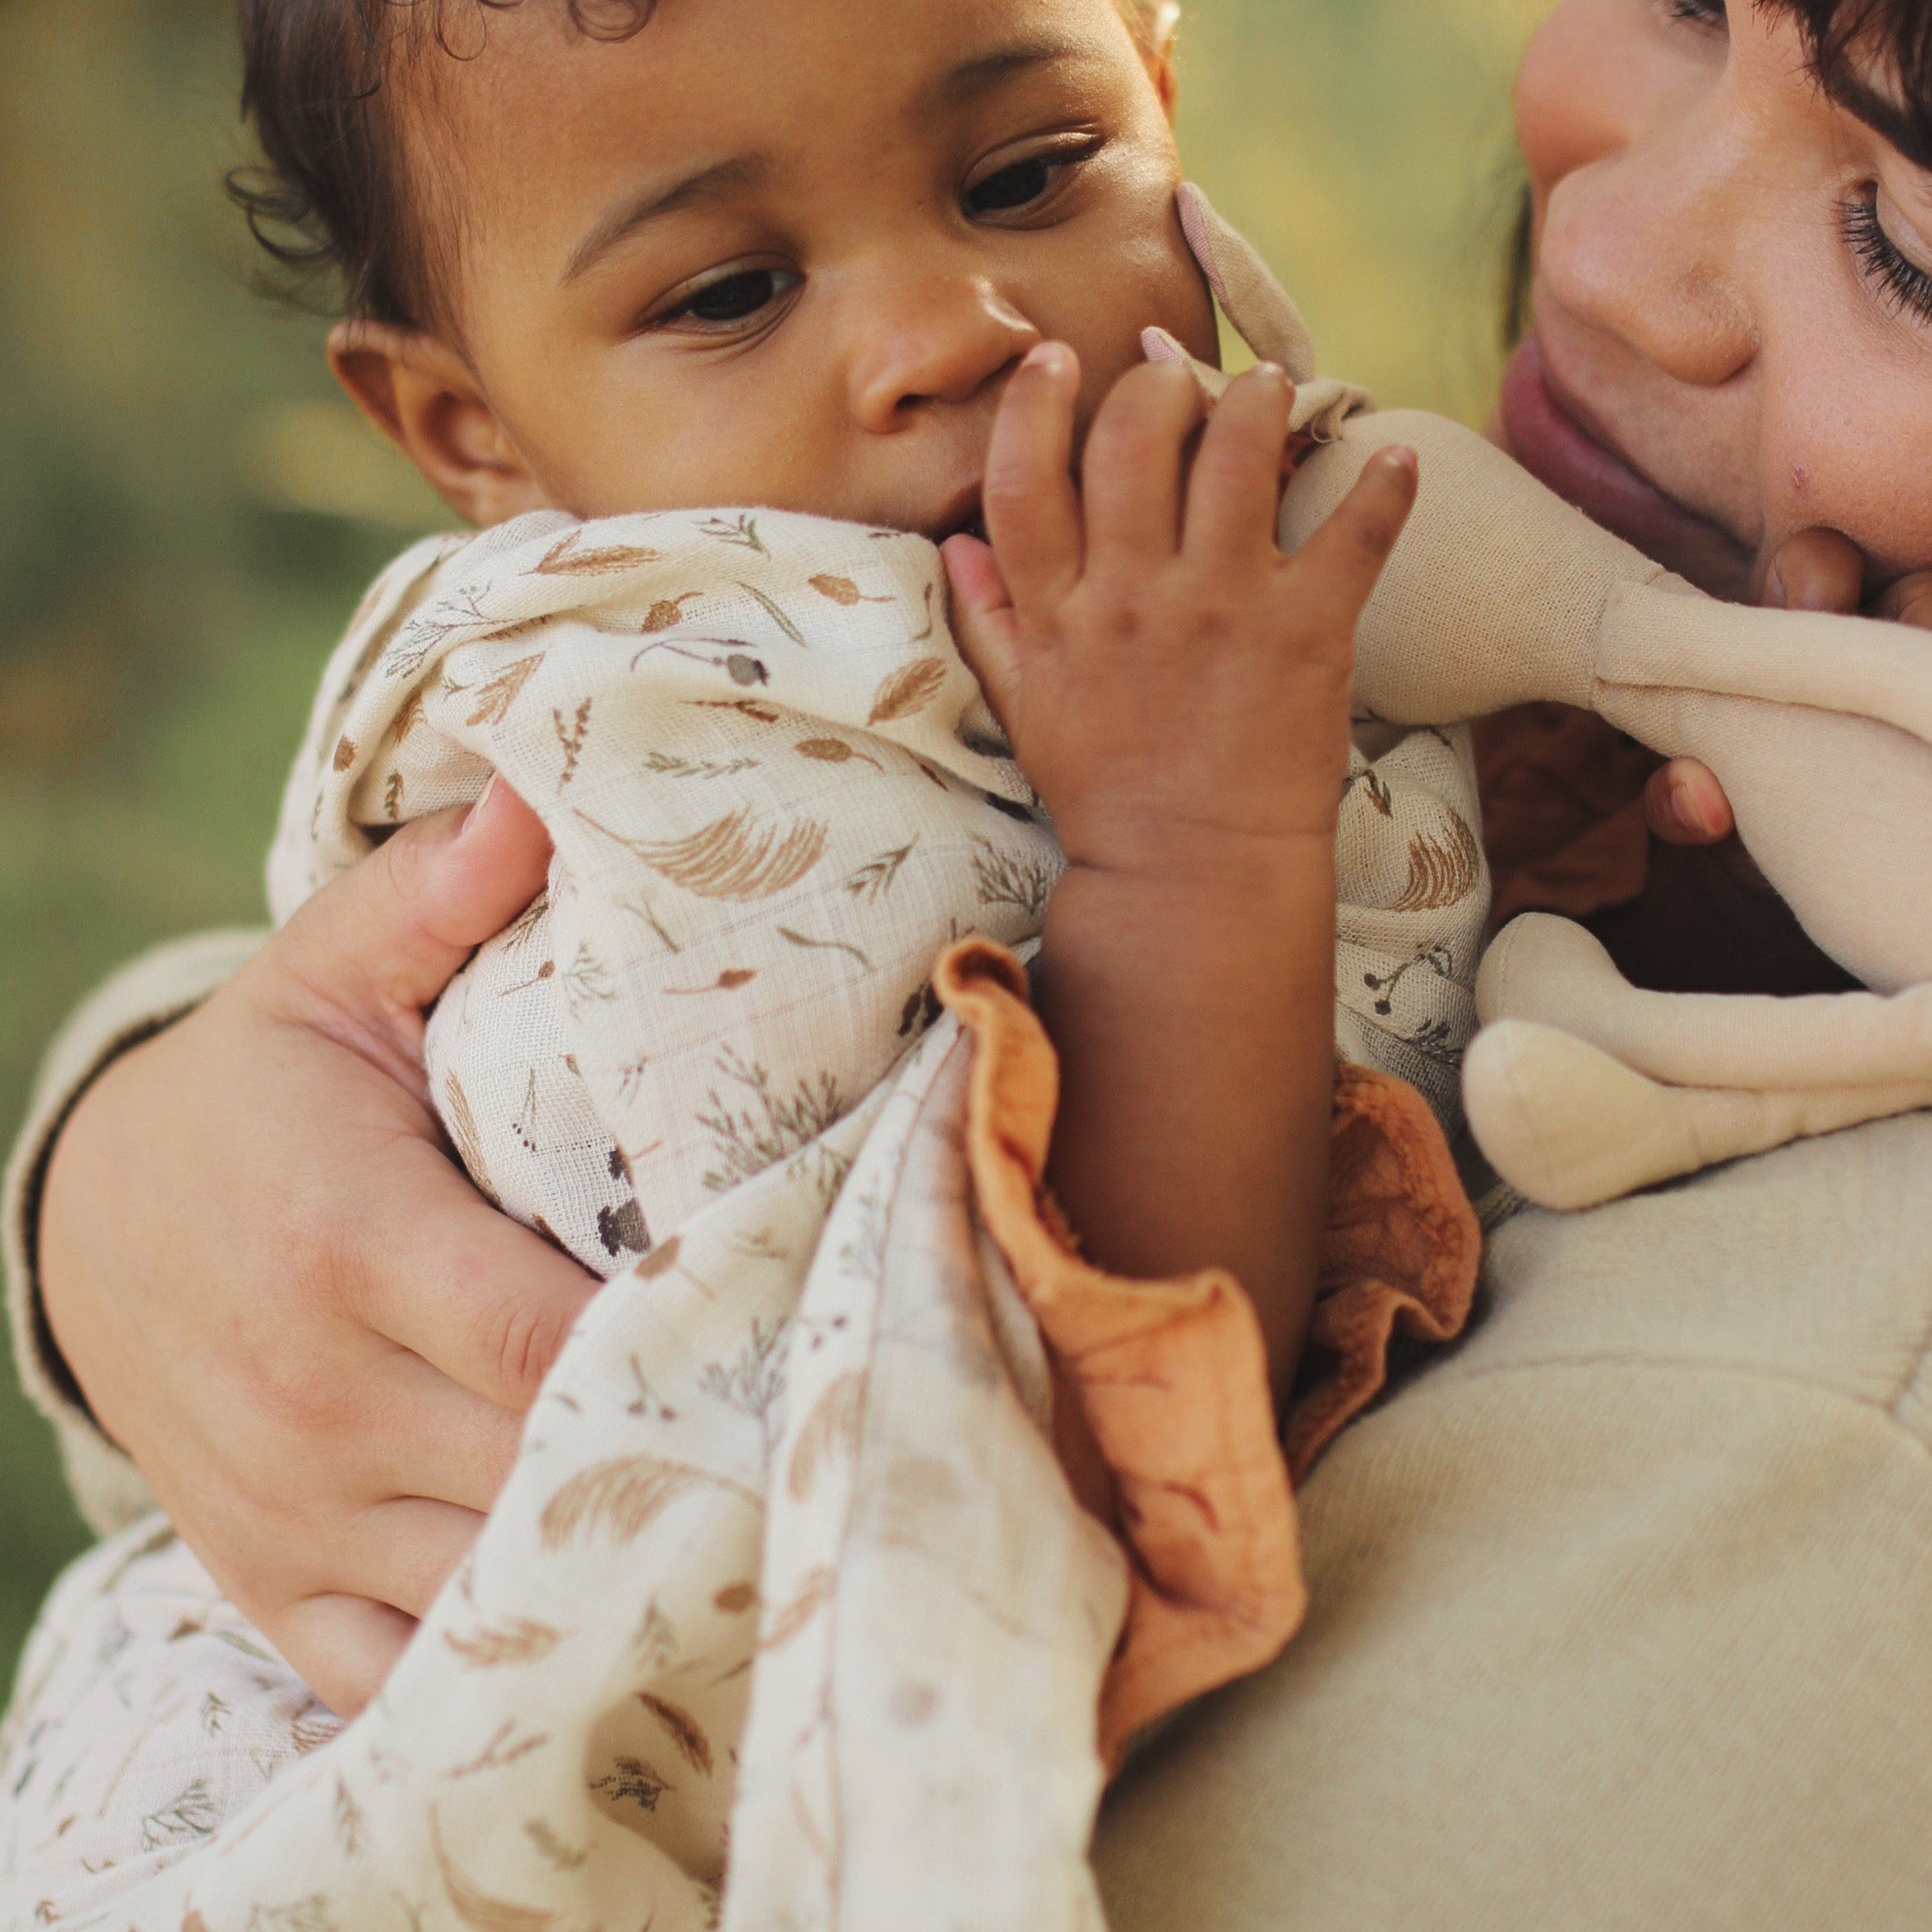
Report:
0,419,1486,1920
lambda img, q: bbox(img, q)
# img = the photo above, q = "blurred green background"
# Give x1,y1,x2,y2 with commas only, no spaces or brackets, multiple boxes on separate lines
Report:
0,0,1545,1685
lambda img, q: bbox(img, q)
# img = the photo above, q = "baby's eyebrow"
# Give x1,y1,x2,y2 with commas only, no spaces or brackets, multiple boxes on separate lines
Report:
927,36,1096,113
563,156,771,287
1828,68,1932,173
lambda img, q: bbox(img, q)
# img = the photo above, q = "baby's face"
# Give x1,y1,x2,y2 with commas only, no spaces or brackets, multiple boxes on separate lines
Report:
393,0,1217,537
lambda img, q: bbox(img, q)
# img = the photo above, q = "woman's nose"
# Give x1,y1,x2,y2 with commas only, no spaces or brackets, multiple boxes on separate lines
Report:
1538,101,1760,390
847,268,1042,433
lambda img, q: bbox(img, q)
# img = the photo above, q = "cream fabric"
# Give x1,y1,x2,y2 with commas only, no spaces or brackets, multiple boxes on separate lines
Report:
0,472,1485,1926
1091,1109,1932,1931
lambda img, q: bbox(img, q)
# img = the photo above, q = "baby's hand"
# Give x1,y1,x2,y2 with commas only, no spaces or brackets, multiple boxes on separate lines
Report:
943,345,1416,882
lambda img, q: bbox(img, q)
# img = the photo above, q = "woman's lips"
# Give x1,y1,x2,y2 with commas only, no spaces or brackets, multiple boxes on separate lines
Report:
1499,332,1753,593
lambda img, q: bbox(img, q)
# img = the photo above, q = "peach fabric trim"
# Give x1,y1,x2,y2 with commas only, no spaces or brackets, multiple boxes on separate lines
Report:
934,938,1480,1767
1288,1064,1485,1484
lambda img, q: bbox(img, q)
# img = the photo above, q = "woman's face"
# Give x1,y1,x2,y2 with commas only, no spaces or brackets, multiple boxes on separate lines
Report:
1506,0,1932,601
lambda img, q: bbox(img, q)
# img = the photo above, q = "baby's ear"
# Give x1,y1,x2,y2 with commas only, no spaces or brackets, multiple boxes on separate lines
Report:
1138,1,1182,118
328,321,550,529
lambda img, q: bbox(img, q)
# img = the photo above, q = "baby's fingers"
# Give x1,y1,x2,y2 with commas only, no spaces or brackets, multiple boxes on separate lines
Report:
1285,446,1419,631
983,342,1083,613
1083,360,1206,573
943,534,1023,729
1184,363,1294,565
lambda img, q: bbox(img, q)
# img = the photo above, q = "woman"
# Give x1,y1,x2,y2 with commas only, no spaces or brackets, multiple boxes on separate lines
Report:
18,0,1932,1922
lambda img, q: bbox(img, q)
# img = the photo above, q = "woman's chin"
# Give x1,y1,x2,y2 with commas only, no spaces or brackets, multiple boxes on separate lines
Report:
1499,334,1758,602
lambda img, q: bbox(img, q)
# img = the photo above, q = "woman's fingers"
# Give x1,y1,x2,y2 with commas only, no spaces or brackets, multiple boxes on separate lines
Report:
1184,364,1294,565
265,1594,418,1720
1762,526,1865,614
1875,570,1932,628
331,1495,491,1622
1082,359,1205,574
262,780,554,1068
982,342,1084,613
1285,446,1419,632
355,1136,600,1415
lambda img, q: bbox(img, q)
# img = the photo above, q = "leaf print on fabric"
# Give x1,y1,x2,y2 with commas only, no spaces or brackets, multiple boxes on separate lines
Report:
444,1619,564,1669
970,837,1055,919
848,840,917,901
533,529,660,577
245,1900,337,1932
867,658,948,725
698,1315,791,1457
333,735,358,773
432,1809,556,1932
442,1076,504,1208
787,1371,867,1502
641,748,759,781
634,1234,683,1281
641,593,703,633
796,738,882,770
696,696,782,724
698,1047,848,1194
578,806,828,901
335,1776,365,1857
289,1701,343,1753
637,1693,715,1777
777,927,873,972
538,1456,758,1550
140,1778,221,1851
554,699,592,790
598,1199,650,1259
1391,812,1483,913
589,1757,673,1814
733,579,809,647
1344,764,1395,817
807,574,870,606
699,511,766,553
465,654,545,728
759,1569,835,1651
713,1580,758,1615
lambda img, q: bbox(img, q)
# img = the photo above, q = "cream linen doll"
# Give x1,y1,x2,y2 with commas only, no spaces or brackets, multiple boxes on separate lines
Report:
1167,187,1932,1212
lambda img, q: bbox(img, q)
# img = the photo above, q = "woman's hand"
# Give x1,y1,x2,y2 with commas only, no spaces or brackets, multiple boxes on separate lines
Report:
38,780,596,1717
1646,531,1932,843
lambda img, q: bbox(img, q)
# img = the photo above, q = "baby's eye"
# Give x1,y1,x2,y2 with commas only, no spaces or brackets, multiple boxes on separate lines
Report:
1667,0,1727,29
656,264,802,333
961,140,1100,223
966,157,1060,217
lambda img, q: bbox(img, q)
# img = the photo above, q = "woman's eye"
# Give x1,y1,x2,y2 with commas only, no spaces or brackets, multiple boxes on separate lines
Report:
1843,187,1932,327
663,267,799,329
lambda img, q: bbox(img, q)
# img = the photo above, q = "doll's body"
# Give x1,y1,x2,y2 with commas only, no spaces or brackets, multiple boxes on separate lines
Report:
1179,186,1932,1209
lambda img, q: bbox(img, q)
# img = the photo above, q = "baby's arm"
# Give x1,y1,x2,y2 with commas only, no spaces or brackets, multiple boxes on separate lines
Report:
947,348,1415,1394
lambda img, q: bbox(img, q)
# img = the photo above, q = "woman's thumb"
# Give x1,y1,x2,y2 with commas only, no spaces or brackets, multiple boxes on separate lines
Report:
267,777,554,1026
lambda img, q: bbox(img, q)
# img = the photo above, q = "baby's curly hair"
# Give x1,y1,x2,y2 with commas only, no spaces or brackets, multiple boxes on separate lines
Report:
231,0,1180,334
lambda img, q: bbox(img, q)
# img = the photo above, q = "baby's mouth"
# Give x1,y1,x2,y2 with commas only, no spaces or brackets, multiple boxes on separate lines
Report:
930,485,987,546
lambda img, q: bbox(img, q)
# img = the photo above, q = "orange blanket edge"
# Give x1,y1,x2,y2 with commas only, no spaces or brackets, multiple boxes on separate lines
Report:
932,938,1482,1772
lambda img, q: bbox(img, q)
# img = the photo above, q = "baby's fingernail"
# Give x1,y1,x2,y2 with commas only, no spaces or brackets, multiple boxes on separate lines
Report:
1763,562,1788,609
1377,446,1419,478
1023,342,1071,376
1252,361,1288,385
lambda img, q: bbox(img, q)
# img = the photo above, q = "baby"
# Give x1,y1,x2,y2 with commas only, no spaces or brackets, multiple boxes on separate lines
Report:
0,1,1486,1926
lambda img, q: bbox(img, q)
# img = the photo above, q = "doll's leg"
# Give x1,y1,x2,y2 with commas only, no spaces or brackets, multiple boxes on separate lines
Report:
1463,1017,1932,1211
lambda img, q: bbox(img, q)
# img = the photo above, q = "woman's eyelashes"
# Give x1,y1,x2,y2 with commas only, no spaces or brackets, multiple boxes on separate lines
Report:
1843,188,1932,326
